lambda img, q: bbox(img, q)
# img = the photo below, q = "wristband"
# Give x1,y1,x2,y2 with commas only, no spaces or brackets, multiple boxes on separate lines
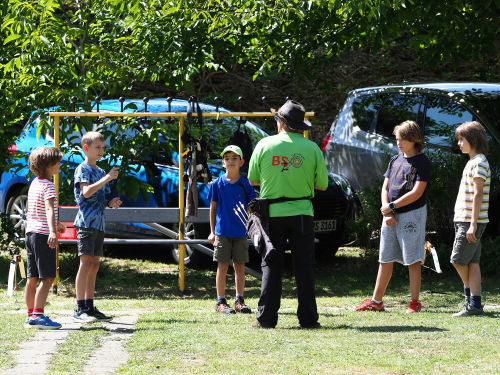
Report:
106,200,111,208
389,202,396,213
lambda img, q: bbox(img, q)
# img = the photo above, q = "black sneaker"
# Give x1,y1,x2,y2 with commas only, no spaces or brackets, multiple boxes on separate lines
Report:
234,298,252,314
215,299,236,314
86,306,113,322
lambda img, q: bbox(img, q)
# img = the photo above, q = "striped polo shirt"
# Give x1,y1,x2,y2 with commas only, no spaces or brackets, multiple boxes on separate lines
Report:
26,177,58,235
454,154,490,223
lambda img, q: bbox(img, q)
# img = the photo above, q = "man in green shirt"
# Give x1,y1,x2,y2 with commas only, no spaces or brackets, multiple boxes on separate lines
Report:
248,100,328,329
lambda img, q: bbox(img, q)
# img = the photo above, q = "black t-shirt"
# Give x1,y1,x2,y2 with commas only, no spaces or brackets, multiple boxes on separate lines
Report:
383,153,431,214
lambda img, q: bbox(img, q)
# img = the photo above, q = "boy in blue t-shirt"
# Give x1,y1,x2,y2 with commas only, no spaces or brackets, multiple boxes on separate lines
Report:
208,145,256,314
73,131,122,323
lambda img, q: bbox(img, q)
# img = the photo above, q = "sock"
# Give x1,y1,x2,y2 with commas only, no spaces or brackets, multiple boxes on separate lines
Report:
27,308,33,316
236,294,244,300
464,286,471,298
85,299,94,311
217,296,225,302
371,299,382,304
470,295,481,309
31,308,44,318
77,299,85,310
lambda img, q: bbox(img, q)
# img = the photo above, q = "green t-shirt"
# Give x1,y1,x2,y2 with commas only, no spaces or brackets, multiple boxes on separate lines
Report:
248,132,329,217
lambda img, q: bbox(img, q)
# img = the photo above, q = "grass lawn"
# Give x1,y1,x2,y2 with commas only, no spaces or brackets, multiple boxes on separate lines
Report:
1,246,499,374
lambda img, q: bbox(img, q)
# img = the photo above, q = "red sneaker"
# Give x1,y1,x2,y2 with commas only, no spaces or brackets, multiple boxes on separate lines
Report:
406,300,422,313
354,298,385,311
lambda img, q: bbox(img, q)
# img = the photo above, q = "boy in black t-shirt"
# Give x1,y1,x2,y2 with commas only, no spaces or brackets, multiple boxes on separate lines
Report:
355,121,431,313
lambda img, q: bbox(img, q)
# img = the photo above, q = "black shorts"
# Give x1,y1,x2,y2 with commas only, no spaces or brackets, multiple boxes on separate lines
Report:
76,227,105,257
25,232,57,278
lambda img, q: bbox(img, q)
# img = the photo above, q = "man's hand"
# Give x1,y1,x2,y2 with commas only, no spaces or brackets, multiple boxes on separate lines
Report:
108,197,122,209
384,213,397,227
466,222,477,243
57,222,66,234
47,232,58,248
208,232,215,244
106,167,120,181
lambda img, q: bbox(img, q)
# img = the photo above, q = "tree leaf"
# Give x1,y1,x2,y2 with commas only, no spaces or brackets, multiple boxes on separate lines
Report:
3,34,21,45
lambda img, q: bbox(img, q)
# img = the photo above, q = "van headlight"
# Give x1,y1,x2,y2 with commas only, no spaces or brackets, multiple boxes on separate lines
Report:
328,173,353,198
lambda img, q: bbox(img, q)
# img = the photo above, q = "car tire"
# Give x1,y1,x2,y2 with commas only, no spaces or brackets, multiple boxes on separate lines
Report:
170,222,211,267
6,187,29,233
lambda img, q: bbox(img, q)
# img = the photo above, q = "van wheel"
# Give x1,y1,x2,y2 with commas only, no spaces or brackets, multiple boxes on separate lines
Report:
170,223,211,267
6,188,29,233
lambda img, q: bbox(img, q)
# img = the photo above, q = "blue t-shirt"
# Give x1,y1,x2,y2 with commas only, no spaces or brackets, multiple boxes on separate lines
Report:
208,175,256,238
74,162,110,231
383,153,431,214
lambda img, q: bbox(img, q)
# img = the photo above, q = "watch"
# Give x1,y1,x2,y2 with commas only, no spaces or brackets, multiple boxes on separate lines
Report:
389,202,396,213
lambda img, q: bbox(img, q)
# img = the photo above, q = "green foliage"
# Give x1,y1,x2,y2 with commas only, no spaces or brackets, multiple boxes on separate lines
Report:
0,212,24,255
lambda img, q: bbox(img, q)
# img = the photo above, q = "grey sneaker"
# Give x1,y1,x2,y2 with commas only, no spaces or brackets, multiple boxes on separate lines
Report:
72,308,98,323
452,304,484,317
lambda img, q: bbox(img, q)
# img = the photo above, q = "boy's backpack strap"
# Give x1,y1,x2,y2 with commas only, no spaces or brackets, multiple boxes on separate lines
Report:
237,179,248,205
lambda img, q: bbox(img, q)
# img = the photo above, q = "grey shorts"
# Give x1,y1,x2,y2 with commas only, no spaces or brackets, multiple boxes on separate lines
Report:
379,205,427,266
76,227,105,257
25,232,57,278
213,235,249,263
451,222,487,266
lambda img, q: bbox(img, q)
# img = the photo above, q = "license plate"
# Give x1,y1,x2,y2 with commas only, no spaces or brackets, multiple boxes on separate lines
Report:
314,220,336,232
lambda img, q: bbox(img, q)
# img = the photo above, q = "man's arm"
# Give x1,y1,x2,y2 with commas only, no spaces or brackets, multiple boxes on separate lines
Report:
248,180,260,186
314,185,326,191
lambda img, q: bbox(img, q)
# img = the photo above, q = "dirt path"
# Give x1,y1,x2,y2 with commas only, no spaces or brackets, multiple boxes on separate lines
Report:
3,311,139,375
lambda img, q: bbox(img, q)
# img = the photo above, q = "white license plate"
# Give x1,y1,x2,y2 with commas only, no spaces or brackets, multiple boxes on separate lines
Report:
314,220,336,232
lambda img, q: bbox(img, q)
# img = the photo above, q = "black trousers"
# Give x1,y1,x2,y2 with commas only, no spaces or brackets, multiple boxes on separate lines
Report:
256,215,318,328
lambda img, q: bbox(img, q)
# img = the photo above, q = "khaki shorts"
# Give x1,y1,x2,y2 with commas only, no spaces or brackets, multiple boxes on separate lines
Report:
213,235,249,263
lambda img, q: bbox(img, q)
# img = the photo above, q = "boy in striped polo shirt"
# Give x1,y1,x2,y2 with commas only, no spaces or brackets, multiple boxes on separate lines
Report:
24,147,66,329
451,121,490,317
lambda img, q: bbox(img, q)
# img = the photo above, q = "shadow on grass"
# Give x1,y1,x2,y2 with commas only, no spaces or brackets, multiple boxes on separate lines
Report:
284,324,447,332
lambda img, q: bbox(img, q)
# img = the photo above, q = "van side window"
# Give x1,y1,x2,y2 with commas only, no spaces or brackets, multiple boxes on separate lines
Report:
352,95,386,131
375,95,423,138
424,96,474,147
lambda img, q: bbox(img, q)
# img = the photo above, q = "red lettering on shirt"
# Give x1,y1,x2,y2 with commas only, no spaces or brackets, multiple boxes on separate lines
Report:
272,156,280,166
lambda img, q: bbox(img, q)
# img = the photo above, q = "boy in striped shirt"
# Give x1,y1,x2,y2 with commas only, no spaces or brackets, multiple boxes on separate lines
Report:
451,121,490,317
24,147,66,329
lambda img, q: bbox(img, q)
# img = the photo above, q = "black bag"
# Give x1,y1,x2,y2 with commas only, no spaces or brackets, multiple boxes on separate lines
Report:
227,123,252,172
248,196,311,219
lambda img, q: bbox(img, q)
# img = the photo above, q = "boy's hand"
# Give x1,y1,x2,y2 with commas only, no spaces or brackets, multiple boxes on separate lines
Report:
208,232,215,244
384,213,397,227
380,203,392,216
108,197,122,209
466,223,477,243
47,232,58,248
106,167,120,181
57,222,66,234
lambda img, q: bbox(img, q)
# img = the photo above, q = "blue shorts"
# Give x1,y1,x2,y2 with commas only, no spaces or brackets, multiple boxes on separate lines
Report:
379,205,427,266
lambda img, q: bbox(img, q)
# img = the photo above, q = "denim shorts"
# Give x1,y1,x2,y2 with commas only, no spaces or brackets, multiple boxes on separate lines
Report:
379,205,427,266
450,222,486,266
213,235,249,263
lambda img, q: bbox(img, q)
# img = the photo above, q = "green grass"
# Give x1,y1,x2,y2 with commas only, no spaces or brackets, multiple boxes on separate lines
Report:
49,325,109,374
1,246,500,374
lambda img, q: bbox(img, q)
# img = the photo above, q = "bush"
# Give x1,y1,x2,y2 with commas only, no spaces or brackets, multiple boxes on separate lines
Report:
0,212,24,255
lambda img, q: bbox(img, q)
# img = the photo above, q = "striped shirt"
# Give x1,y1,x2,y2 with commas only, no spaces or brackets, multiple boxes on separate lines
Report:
454,154,490,223
26,177,58,235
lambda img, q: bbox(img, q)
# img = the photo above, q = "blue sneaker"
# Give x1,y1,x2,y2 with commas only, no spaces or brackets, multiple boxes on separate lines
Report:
24,315,62,330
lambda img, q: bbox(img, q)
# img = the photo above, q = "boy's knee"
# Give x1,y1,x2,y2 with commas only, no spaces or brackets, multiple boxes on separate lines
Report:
218,262,230,271
41,277,55,284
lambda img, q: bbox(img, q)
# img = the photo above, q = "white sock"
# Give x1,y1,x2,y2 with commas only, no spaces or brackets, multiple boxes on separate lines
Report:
371,299,382,304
